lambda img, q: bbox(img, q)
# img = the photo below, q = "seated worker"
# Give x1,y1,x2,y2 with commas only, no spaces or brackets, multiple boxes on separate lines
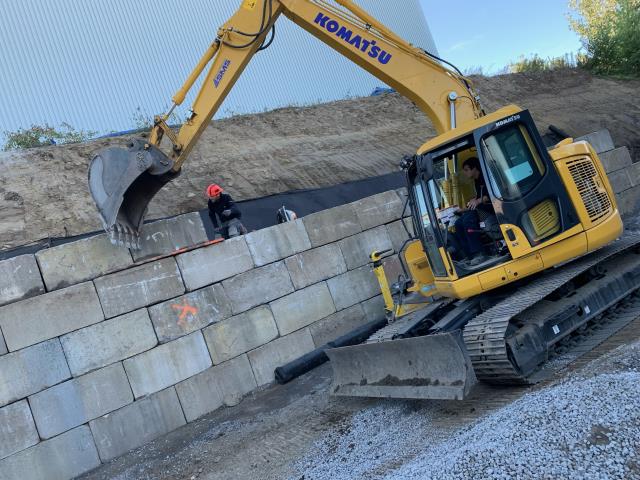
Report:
451,157,496,266
206,184,245,239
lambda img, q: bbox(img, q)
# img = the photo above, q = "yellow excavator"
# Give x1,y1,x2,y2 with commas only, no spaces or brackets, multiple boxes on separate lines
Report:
88,0,640,400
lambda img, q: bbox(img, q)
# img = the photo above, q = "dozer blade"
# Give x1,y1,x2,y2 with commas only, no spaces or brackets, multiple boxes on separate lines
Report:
88,139,180,248
326,330,476,400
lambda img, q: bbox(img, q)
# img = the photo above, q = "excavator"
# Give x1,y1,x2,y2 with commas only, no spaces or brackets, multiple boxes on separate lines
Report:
88,0,640,401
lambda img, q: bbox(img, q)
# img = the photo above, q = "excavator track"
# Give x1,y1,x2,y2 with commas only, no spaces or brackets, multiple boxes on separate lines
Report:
463,232,640,385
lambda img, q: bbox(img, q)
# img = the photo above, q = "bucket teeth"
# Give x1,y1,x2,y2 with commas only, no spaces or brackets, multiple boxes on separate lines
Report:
107,224,141,250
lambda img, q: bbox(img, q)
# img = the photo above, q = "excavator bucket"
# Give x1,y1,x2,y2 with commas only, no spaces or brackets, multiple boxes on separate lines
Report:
326,330,476,400
88,139,179,248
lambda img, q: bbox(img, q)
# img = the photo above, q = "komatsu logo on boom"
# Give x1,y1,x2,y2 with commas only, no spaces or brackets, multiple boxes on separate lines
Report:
314,13,393,65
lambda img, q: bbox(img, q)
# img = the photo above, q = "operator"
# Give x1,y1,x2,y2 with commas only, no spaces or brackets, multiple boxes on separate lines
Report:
451,157,495,266
206,184,245,239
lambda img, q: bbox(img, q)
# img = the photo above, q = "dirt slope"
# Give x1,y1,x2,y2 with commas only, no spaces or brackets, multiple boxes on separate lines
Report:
1,69,639,250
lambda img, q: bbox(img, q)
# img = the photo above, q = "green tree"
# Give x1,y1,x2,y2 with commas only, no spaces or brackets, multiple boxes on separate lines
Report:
568,0,640,75
3,123,96,151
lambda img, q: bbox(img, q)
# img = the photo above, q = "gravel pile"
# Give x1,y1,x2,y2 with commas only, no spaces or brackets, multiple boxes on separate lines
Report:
293,341,640,480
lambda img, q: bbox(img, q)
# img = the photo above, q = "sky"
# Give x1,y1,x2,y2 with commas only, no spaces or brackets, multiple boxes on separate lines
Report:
419,0,584,74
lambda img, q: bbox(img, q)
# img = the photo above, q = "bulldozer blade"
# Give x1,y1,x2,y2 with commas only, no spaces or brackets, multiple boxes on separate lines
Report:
88,139,179,248
326,330,476,400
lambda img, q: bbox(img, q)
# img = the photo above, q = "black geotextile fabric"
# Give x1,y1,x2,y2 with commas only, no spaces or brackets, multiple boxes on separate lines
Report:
1,171,405,261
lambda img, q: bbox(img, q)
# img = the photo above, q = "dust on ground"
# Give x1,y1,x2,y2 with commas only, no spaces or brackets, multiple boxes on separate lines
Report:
1,69,639,250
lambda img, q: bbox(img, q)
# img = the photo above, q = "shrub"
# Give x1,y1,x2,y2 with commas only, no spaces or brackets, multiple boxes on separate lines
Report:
2,123,96,151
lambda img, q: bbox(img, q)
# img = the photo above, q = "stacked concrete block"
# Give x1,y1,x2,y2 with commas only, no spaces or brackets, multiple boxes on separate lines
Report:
0,282,103,352
176,236,254,291
203,306,278,364
576,130,615,154
29,363,133,439
0,254,44,307
0,426,100,480
35,234,133,291
222,261,294,314
94,257,184,318
60,309,157,376
132,212,208,261
0,188,416,475
0,400,39,460
149,284,231,343
386,218,415,253
175,354,257,421
0,339,70,407
246,219,311,266
89,387,186,461
600,147,632,174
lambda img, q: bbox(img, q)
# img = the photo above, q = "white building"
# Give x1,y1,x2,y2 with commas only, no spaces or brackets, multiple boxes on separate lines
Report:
0,0,437,138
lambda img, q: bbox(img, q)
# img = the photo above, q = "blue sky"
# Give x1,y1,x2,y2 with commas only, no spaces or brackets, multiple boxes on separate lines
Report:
419,0,583,74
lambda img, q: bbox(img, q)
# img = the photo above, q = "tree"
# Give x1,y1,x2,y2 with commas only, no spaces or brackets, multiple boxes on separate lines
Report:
568,0,640,75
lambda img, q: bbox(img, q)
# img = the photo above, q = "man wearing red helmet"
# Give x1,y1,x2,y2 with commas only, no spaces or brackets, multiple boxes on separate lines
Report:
206,184,244,239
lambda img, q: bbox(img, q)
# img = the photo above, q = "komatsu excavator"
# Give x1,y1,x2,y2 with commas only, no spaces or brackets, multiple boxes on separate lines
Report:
88,0,640,401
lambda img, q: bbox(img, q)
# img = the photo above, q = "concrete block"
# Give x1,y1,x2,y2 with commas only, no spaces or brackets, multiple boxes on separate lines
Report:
362,294,387,322
0,254,44,307
0,339,70,408
149,284,231,343
617,184,640,216
248,328,315,386
309,304,368,347
89,387,185,462
386,219,415,253
270,282,336,335
246,219,311,267
175,354,257,421
36,233,134,291
0,400,39,460
29,363,133,439
576,130,615,154
351,191,404,230
608,168,632,194
133,212,208,261
203,305,278,364
222,261,294,314
94,257,184,318
338,225,393,270
176,236,255,292
285,243,347,290
0,282,103,352
599,147,632,174
327,265,380,311
302,204,362,248
61,308,157,377
627,161,640,187
0,426,100,480
124,331,212,398
0,331,6,356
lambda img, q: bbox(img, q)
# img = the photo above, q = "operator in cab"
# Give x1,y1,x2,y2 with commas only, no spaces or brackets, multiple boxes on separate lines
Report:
206,184,245,239
452,157,496,266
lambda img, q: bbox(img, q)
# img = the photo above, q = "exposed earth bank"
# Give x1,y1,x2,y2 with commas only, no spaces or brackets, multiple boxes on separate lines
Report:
1,69,639,250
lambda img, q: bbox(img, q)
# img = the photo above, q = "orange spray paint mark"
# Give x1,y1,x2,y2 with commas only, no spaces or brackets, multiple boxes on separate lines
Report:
171,299,199,330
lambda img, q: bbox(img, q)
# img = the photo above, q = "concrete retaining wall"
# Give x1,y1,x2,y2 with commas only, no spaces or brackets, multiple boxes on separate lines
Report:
0,130,636,478
0,189,408,478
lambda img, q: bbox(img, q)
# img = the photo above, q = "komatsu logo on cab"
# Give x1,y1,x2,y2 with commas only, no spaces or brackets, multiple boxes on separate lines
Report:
495,114,521,128
314,13,392,65
214,59,231,88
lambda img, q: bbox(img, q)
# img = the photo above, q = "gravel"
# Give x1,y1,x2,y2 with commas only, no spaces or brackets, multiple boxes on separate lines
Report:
292,341,640,480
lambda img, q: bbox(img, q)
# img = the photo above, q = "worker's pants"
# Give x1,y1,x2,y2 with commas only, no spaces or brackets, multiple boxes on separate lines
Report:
221,218,245,239
453,211,483,258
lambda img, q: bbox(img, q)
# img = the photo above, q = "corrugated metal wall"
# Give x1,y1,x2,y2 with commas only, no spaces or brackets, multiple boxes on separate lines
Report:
0,0,437,138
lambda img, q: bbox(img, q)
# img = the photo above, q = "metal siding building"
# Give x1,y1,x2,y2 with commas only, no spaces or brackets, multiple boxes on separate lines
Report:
0,1,437,137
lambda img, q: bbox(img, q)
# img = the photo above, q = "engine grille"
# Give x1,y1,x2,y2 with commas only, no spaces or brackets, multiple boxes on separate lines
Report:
567,157,612,223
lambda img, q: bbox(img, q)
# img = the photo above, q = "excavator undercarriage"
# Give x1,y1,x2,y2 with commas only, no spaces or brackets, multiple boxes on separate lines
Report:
327,232,640,400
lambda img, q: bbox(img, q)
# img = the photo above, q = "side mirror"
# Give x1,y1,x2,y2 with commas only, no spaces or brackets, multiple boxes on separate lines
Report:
417,154,434,180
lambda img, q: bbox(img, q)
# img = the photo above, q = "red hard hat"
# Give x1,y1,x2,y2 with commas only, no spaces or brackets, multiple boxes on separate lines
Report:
206,184,223,197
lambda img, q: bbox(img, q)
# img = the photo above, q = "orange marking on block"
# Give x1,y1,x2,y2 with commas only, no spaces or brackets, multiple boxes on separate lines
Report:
171,299,199,329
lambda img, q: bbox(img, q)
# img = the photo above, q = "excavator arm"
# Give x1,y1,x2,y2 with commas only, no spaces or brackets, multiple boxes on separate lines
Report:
88,0,483,247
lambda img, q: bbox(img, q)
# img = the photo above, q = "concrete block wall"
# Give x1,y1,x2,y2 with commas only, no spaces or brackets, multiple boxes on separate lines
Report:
0,190,409,479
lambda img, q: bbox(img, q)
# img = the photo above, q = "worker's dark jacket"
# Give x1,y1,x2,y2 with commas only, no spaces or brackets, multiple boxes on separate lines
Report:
208,193,242,229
